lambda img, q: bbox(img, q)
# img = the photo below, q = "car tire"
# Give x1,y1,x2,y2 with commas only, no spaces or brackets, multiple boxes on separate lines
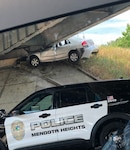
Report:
30,56,40,67
99,121,125,147
0,140,6,150
69,50,80,63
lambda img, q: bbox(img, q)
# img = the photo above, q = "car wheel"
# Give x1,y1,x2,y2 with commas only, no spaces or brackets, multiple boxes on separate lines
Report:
69,50,80,63
0,140,6,150
99,121,125,148
30,56,40,67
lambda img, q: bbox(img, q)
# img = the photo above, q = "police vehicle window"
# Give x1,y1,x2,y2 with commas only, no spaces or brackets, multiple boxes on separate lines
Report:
37,95,53,110
59,88,87,107
20,94,53,113
88,83,109,100
99,81,130,101
87,87,102,102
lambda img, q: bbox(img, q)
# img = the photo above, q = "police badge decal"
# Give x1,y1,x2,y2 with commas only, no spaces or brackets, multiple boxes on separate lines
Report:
11,120,25,140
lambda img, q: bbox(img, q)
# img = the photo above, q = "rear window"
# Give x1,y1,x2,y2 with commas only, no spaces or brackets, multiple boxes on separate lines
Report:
89,81,130,102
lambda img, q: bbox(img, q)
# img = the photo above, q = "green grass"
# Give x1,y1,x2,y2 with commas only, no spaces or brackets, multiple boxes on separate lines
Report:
80,46,130,80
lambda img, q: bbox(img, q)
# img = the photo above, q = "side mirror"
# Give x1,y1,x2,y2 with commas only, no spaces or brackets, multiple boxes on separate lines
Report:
0,109,6,118
11,110,24,116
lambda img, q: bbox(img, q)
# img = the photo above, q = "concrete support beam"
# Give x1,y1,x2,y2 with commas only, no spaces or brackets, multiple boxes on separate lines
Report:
40,2,130,46
0,2,130,55
0,18,66,55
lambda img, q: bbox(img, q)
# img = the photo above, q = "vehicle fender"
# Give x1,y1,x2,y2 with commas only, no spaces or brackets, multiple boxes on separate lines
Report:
29,54,41,62
69,49,81,57
27,54,37,62
90,112,130,147
30,54,39,59
69,49,78,53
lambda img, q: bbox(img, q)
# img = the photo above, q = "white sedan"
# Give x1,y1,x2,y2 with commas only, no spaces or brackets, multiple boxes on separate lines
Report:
28,37,85,67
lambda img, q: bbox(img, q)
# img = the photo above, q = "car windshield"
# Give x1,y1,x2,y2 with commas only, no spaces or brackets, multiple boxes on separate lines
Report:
18,94,53,113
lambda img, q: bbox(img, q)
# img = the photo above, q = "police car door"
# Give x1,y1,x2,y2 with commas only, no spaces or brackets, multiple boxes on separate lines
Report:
5,92,58,150
55,86,107,142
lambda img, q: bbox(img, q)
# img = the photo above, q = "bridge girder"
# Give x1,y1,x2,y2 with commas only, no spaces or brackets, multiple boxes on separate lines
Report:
0,1,130,55
24,2,130,50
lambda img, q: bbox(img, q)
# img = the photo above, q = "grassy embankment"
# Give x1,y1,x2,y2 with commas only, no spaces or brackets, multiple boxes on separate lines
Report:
80,46,130,80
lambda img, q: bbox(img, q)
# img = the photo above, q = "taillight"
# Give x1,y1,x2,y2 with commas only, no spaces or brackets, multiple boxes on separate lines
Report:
82,41,88,47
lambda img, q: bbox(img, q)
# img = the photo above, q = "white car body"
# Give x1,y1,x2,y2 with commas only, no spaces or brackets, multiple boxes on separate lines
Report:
28,37,99,66
29,37,85,67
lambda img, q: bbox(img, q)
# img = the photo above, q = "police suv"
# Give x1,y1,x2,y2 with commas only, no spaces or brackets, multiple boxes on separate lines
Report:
0,79,130,150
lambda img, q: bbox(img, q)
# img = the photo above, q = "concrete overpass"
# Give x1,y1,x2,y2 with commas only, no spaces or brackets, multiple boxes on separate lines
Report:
0,2,129,59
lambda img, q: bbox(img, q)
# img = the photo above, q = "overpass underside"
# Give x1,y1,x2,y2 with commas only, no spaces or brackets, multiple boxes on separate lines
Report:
0,2,129,58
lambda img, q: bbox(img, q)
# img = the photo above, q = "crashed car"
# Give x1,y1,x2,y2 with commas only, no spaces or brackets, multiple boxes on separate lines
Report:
0,79,130,150
28,37,86,67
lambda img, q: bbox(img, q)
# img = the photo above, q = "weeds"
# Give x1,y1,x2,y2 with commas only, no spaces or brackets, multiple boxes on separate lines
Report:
81,46,130,80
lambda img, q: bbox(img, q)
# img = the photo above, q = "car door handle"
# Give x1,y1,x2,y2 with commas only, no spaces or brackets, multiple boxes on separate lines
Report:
91,104,102,109
39,113,51,118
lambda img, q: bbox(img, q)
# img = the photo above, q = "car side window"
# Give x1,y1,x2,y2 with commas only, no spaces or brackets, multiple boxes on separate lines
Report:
58,87,87,108
64,39,71,45
56,39,71,48
87,87,102,102
37,95,53,110
20,94,53,113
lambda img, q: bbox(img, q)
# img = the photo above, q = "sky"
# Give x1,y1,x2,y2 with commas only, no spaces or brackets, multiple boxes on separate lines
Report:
77,9,130,46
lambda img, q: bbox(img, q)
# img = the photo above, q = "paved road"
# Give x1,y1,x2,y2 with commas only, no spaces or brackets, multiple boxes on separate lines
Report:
0,61,94,112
